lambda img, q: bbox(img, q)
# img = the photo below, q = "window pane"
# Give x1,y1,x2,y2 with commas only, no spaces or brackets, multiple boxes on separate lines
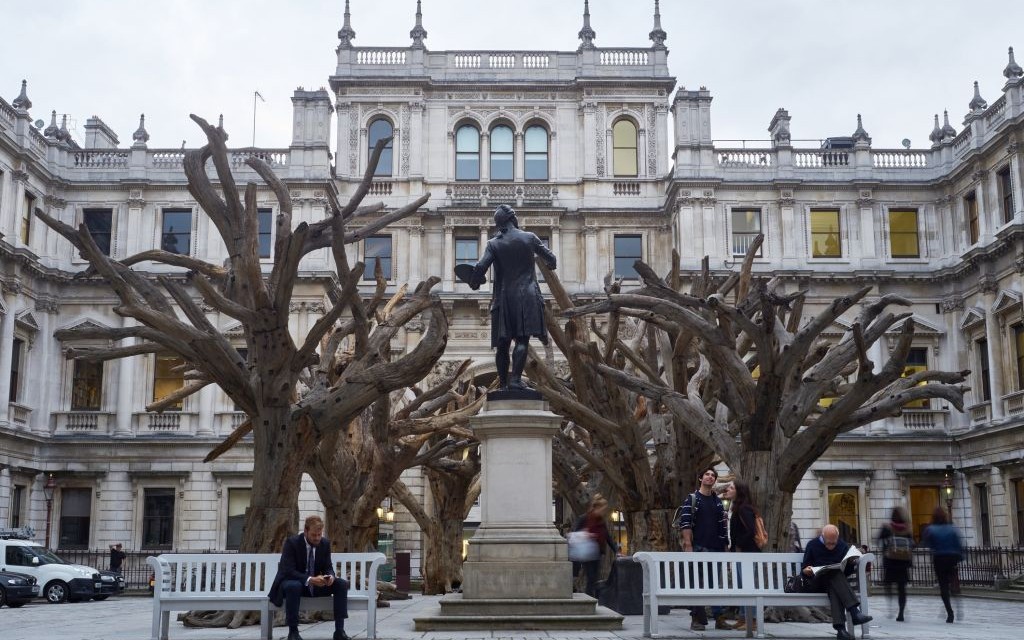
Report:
614,235,642,278
613,120,636,147
154,354,185,410
613,149,638,178
901,346,929,408
490,126,512,152
10,337,23,403
889,209,919,258
810,210,841,257
525,126,546,152
83,209,113,256
966,192,979,244
731,209,762,256
457,155,480,180
612,120,638,177
525,155,547,180
257,208,273,258
491,155,513,181
226,488,251,550
456,125,480,152
364,236,392,280
909,486,940,541
59,487,91,549
827,486,860,545
161,210,191,255
11,485,25,528
71,360,103,410
978,338,992,401
455,238,478,266
142,488,175,548
368,119,393,176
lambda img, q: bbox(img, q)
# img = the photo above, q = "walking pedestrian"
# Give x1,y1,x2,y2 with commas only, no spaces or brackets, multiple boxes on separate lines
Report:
570,494,619,597
877,506,913,621
922,506,962,623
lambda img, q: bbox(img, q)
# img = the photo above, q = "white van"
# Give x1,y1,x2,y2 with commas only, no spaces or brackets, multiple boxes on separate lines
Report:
0,533,104,603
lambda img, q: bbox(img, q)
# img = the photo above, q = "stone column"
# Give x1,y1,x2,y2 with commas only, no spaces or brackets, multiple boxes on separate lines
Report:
196,384,215,437
975,169,991,243
442,224,455,292
114,317,136,437
983,280,1005,418
478,226,491,293
408,227,423,284
0,285,18,422
461,398,569,599
479,131,490,182
584,225,599,291
513,131,524,183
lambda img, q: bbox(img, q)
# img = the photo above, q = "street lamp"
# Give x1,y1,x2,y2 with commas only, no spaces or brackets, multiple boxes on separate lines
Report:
943,464,955,521
43,474,57,546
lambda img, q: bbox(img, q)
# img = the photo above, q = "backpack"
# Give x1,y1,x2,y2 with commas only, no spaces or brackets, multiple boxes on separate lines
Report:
672,491,701,529
753,513,769,549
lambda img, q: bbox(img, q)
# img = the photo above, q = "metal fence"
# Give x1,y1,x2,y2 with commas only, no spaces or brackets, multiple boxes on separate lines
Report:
868,546,1024,588
55,548,237,591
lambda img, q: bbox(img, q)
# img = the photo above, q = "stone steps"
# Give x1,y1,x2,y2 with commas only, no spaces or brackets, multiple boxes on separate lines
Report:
414,593,625,631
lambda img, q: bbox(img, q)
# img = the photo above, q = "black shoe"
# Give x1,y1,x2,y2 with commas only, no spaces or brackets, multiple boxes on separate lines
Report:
286,630,303,640
334,632,350,640
895,613,904,622
850,609,873,626
946,612,955,623
836,628,854,640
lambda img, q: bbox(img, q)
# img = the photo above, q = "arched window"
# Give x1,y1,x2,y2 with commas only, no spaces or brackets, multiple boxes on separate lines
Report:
525,125,548,180
489,125,513,181
368,118,393,176
456,124,480,180
612,119,638,177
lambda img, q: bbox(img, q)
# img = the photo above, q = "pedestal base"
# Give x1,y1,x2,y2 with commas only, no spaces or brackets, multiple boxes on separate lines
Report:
413,594,625,631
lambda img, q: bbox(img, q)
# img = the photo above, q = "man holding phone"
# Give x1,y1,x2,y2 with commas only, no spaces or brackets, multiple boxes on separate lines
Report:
269,515,349,640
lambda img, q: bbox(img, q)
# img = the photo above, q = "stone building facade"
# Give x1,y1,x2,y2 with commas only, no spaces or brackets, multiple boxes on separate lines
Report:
1,2,1023,579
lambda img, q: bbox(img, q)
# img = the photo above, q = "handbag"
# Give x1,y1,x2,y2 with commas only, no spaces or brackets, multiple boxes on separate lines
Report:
567,530,600,562
784,573,811,593
883,535,913,562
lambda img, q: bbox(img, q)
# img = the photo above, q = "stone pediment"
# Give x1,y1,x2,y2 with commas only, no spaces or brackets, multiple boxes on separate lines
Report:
222,321,245,339
993,289,1022,315
821,317,854,337
959,307,985,331
15,311,39,333
888,314,943,335
56,318,111,334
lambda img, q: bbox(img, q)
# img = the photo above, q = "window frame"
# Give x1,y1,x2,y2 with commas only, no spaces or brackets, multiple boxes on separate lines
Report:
257,207,274,259
489,124,514,181
998,165,1015,225
153,353,186,411
21,191,34,245
82,208,114,256
730,207,763,257
965,191,979,245
57,486,92,550
160,208,193,256
810,208,842,258
524,124,549,181
613,234,643,280
367,118,394,177
888,208,921,258
363,235,393,281
612,119,638,178
455,124,481,181
454,236,479,268
826,485,861,545
977,338,992,402
9,336,24,403
141,487,176,550
71,359,104,411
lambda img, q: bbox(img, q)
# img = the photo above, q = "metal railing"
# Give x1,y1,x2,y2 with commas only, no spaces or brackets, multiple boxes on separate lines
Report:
868,546,1024,588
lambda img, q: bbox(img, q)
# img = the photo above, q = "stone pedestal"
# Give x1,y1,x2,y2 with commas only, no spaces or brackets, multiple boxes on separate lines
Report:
414,397,623,631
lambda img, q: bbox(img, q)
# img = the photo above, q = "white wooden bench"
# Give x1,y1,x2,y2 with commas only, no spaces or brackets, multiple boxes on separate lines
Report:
632,551,874,639
147,552,385,640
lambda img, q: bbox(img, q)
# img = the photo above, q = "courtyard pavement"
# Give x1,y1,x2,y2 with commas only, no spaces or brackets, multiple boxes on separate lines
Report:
3,591,1019,640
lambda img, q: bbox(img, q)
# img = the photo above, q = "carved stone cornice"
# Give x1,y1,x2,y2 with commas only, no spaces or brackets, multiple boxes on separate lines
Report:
1,281,23,296
1008,142,1020,156
940,295,964,312
11,169,29,183
43,195,67,209
34,297,60,314
979,274,999,294
972,169,989,182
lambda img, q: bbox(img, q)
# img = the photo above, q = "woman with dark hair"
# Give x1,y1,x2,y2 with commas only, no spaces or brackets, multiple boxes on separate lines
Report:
922,507,962,623
570,494,619,597
877,506,913,621
723,480,760,632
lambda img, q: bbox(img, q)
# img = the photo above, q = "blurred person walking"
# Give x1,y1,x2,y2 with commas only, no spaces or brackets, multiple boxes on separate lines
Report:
570,494,619,597
922,506,963,623
877,506,913,621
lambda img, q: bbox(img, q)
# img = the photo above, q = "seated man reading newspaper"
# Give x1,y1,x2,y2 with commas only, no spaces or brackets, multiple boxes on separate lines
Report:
802,524,872,640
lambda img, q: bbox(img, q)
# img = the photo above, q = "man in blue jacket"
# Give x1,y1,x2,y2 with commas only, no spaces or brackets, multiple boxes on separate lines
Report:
802,524,872,640
678,467,729,630
269,515,349,640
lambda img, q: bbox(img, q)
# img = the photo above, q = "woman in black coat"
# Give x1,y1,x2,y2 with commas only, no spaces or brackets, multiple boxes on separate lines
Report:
724,480,761,631
877,506,913,621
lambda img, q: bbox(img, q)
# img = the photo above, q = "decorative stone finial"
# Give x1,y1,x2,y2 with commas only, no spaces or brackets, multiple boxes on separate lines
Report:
337,0,356,49
58,114,70,142
769,107,791,144
941,109,956,139
133,114,150,145
12,79,31,111
969,81,988,111
929,113,942,145
43,110,60,138
851,114,871,144
649,0,667,50
1004,46,1023,80
578,0,596,51
217,114,229,141
410,0,428,49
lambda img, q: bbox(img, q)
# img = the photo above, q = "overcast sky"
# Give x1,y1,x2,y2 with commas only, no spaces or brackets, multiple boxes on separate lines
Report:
6,0,1024,151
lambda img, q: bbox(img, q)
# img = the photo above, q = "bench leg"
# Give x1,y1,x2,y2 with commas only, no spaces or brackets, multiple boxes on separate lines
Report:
367,600,377,639
755,599,765,640
160,610,170,640
261,605,272,640
151,605,161,640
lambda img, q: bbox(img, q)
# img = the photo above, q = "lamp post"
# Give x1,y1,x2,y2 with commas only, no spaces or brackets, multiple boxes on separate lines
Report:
611,510,625,553
943,464,955,521
43,473,57,546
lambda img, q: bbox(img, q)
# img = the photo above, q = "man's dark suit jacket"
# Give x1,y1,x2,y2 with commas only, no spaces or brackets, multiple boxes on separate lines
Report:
268,533,336,607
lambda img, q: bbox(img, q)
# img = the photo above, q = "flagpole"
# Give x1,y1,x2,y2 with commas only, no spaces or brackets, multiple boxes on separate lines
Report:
252,91,258,148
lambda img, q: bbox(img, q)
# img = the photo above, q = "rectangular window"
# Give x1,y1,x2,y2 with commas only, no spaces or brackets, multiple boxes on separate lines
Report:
455,237,478,268
161,208,192,255
889,209,920,258
614,234,642,279
257,208,273,259
1015,325,1024,391
226,488,252,550
1015,478,1024,545
83,208,113,256
58,487,92,549
976,483,991,546
153,353,185,410
998,165,1015,224
977,338,992,402
363,235,392,281
10,484,26,528
901,347,929,409
965,191,979,244
731,208,762,257
21,192,34,245
9,337,23,403
827,486,860,545
71,360,103,411
810,209,841,257
142,488,175,549
909,485,940,541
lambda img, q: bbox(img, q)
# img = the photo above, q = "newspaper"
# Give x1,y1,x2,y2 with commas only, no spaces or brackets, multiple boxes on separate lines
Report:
810,545,862,576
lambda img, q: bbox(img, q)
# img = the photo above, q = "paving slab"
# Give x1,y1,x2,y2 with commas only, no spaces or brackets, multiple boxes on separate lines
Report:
1,592,1019,640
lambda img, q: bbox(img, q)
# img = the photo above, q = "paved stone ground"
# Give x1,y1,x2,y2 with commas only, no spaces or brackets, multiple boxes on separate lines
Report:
2,592,1019,640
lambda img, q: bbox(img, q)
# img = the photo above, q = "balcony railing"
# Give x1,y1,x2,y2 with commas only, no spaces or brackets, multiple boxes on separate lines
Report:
731,232,762,257
1004,390,1024,416
968,402,991,423
794,149,850,167
73,150,129,169
901,408,947,431
872,150,928,168
446,182,554,206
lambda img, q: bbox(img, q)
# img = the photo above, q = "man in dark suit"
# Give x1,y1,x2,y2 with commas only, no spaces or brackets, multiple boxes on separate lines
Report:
468,204,557,391
269,515,349,640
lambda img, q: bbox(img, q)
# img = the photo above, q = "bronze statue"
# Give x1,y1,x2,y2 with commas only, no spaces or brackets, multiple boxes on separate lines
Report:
460,205,556,392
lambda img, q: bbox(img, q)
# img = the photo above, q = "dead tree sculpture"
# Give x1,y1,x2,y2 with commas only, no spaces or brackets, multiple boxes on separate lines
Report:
526,255,716,552
39,116,445,555
554,235,969,549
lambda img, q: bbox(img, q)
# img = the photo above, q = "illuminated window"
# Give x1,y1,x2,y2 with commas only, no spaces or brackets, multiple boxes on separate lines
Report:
909,485,940,541
965,191,979,244
810,209,841,257
226,488,252,550
368,118,394,176
889,209,920,258
71,360,103,411
612,120,638,177
827,486,860,545
153,353,185,410
901,347,929,408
